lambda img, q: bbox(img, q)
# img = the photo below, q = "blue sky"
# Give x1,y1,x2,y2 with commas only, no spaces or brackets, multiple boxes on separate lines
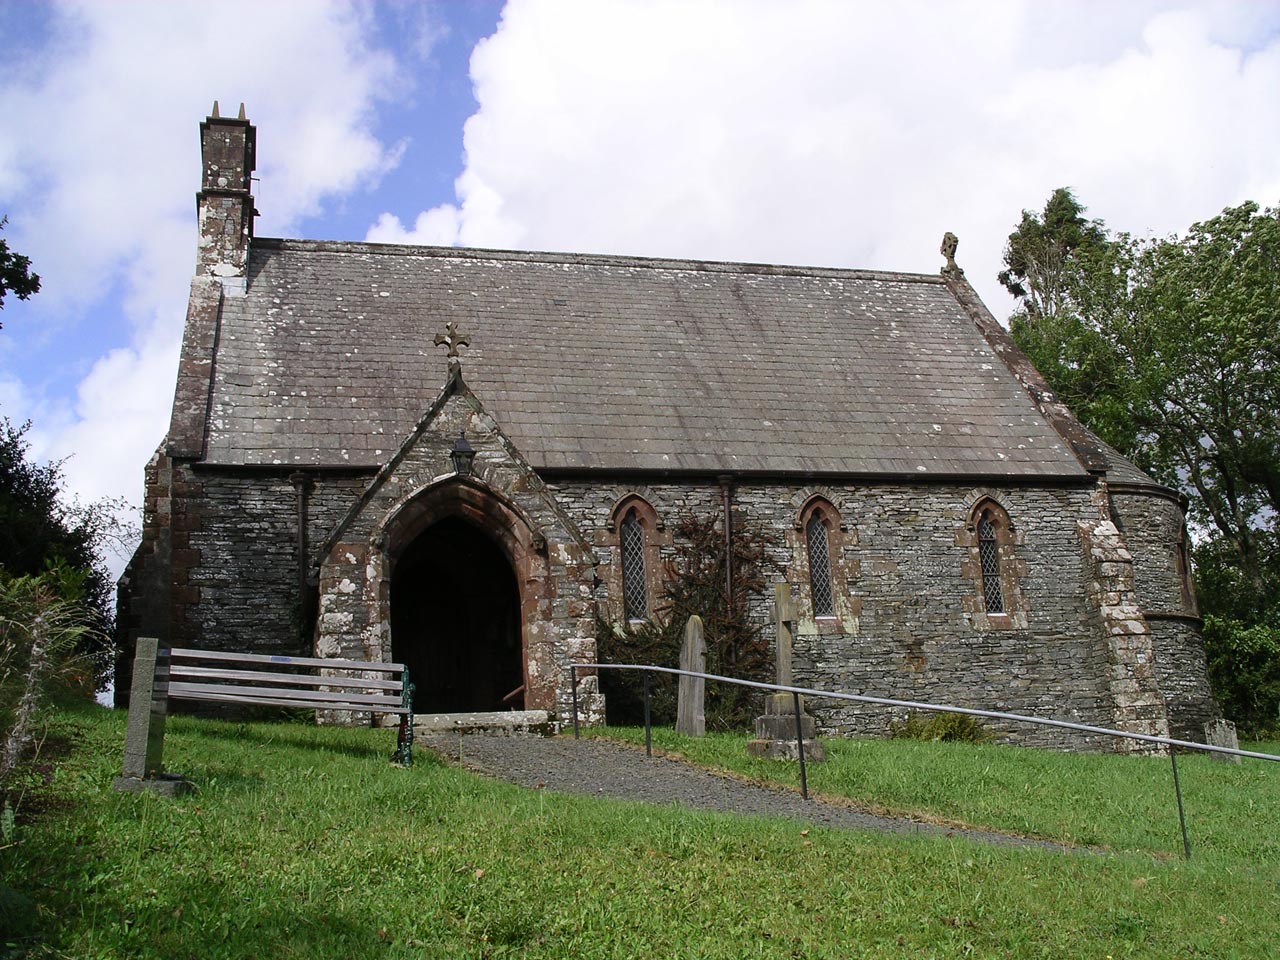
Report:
1,0,1278,582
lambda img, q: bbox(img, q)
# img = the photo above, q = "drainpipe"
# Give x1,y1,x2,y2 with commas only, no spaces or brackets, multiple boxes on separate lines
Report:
289,472,315,645
718,473,734,626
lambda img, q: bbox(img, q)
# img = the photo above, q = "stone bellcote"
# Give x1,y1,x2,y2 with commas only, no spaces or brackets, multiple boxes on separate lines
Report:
197,101,257,280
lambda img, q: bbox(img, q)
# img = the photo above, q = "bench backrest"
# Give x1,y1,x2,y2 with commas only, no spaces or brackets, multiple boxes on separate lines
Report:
164,647,410,716
116,639,416,790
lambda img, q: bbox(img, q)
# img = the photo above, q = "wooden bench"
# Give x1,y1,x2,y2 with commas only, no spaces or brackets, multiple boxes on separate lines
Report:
113,637,414,795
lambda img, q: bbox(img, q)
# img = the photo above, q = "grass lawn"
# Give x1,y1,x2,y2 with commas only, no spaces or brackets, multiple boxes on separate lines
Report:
593,726,1280,860
1,703,1276,959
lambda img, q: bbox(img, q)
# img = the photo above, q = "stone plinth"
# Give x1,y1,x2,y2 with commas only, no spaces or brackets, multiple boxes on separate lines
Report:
413,710,555,737
112,773,194,797
747,693,826,762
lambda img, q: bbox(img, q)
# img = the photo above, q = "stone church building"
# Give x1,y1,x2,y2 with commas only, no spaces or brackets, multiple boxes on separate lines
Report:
117,108,1217,748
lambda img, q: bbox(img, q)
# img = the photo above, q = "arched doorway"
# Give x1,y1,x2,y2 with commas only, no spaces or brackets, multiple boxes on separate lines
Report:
390,516,524,713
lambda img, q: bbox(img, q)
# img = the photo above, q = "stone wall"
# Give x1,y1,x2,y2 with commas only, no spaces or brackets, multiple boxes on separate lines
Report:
1109,487,1217,739
549,476,1189,750
120,424,1215,746
116,454,372,703
183,471,368,656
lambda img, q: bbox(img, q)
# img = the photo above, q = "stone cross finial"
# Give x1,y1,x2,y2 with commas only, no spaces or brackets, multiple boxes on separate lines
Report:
433,321,470,359
940,231,964,278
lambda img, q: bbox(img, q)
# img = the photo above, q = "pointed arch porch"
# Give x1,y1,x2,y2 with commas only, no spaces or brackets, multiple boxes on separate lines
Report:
316,475,566,714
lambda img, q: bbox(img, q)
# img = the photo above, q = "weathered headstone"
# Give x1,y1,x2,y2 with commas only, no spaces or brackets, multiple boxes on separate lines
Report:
747,584,826,762
1203,718,1241,764
676,615,706,736
113,637,192,796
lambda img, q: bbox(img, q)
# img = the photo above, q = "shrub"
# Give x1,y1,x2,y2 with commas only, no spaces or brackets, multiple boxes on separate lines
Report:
0,570,100,790
1202,615,1280,739
0,417,123,688
889,711,993,744
596,512,777,730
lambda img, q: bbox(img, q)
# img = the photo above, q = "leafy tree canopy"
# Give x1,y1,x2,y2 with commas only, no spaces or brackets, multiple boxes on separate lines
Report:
998,187,1108,319
0,216,40,324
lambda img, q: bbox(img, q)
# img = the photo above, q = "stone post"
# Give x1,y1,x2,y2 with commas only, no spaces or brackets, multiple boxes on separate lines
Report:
1203,718,1241,764
676,615,706,736
113,638,191,796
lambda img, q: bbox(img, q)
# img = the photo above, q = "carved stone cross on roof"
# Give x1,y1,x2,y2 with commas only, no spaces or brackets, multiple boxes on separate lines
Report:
433,321,470,359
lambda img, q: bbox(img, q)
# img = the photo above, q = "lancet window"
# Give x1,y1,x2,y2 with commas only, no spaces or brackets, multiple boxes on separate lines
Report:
620,508,648,621
806,512,835,618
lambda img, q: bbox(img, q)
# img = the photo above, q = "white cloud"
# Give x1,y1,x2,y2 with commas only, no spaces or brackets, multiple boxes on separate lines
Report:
378,0,1280,316
0,0,406,579
366,207,461,246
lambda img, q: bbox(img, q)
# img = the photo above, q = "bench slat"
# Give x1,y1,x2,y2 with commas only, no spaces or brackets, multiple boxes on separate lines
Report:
169,681,407,711
169,665,402,692
166,648,406,673
167,690,408,714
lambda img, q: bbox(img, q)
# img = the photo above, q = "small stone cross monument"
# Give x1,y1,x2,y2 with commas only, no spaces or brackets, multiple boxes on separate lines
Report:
747,583,826,762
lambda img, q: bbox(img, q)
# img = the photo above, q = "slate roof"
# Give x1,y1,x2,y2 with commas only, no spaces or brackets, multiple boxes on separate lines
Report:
202,239,1093,479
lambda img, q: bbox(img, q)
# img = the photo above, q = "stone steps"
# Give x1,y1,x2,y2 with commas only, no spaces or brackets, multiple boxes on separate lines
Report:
412,710,554,738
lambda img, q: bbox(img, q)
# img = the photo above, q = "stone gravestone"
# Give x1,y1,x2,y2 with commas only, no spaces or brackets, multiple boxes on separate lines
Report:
113,637,192,796
676,615,706,736
747,583,826,762
1203,718,1241,764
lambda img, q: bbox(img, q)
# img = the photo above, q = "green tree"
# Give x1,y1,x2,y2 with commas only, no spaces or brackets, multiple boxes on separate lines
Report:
999,190,1136,450
1002,194,1280,733
0,419,115,686
998,186,1108,320
1095,202,1278,586
0,216,40,322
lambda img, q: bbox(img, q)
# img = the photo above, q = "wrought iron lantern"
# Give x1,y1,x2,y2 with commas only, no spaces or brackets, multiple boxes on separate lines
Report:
450,431,476,477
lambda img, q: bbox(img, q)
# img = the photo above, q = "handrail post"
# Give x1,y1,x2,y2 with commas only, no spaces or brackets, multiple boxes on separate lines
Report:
571,664,580,739
1170,747,1192,860
393,665,414,766
643,669,652,757
792,690,808,801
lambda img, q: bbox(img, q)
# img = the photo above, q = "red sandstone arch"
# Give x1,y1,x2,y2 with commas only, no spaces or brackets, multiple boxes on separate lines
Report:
372,476,556,711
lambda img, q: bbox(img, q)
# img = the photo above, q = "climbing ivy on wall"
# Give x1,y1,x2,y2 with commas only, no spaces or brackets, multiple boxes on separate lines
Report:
595,511,777,730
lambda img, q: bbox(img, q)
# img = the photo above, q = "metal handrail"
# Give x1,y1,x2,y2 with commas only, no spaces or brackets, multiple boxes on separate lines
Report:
569,661,1280,859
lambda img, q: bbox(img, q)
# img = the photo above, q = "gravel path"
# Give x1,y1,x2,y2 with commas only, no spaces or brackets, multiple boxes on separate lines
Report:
422,733,1075,853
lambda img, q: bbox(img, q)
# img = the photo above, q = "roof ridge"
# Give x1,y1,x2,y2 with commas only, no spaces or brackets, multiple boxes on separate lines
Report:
250,237,947,284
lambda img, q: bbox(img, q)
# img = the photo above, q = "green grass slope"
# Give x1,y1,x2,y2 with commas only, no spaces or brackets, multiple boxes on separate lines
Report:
2,705,1277,959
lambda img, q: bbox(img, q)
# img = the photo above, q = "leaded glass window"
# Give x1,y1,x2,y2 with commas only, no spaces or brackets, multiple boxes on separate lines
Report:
620,510,648,620
807,513,834,618
978,512,1004,614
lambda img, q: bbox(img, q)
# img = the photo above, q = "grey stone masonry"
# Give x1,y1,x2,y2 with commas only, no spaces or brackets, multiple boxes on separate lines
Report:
549,475,1195,750
747,694,827,762
1076,514,1169,750
1108,486,1216,741
196,109,256,280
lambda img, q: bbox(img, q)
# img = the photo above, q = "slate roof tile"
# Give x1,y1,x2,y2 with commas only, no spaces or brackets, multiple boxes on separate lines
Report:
203,240,1091,478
